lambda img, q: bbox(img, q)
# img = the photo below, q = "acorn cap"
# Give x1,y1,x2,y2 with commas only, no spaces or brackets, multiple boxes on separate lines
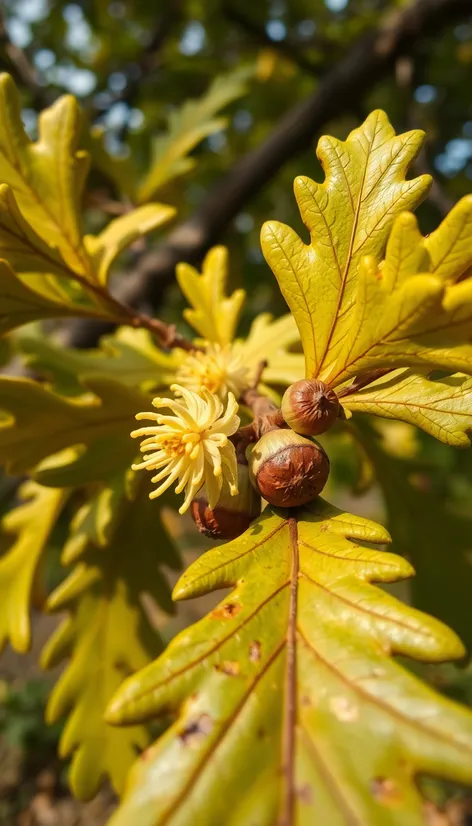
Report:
281,379,339,436
248,428,330,508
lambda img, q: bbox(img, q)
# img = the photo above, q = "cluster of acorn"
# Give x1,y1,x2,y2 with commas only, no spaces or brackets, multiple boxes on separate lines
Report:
191,379,340,540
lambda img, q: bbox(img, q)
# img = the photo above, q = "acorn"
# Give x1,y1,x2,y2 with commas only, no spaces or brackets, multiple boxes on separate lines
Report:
281,379,340,436
191,461,261,540
247,429,330,508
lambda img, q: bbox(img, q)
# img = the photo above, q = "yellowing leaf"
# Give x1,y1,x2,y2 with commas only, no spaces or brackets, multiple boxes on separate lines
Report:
0,260,118,335
0,481,66,653
0,184,71,276
84,203,176,285
343,369,472,446
0,376,147,477
325,200,472,384
18,326,180,395
138,66,252,201
177,246,245,345
0,73,91,277
242,312,304,387
41,477,180,800
261,110,431,380
355,418,472,652
107,501,471,826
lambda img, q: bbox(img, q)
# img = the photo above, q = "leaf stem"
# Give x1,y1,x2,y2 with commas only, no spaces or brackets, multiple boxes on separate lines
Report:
337,368,393,398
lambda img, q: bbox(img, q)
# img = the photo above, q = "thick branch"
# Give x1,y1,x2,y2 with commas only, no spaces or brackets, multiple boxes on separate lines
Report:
116,0,471,310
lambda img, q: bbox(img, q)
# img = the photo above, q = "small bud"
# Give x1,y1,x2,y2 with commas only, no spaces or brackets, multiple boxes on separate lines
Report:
191,462,261,540
248,429,330,508
281,379,339,436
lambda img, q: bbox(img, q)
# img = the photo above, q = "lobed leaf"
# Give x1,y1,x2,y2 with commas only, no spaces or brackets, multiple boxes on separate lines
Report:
17,327,181,396
324,202,472,385
0,481,66,653
84,203,176,285
41,475,180,800
355,419,472,653
138,66,252,201
261,110,431,380
107,500,471,826
343,369,472,446
242,312,304,387
0,375,148,478
0,73,91,277
176,246,245,346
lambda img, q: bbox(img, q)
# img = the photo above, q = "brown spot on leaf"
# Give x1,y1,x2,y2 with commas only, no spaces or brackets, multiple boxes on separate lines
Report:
301,695,312,707
179,714,213,747
211,602,241,620
371,777,402,808
249,641,261,662
216,660,240,676
256,727,266,739
296,784,314,805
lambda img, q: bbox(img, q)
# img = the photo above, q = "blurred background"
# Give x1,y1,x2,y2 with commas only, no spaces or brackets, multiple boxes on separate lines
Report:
0,0,472,823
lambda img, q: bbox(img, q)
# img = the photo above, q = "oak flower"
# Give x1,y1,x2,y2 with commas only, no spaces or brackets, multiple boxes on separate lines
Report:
131,384,240,514
176,342,249,400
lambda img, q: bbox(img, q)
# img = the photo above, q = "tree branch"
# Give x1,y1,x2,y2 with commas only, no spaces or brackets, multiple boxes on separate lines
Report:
117,0,471,310
222,4,330,76
0,9,52,109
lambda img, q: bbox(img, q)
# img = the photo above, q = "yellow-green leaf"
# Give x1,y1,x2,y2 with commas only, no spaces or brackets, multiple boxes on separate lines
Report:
84,203,176,285
325,201,472,384
242,312,304,387
41,477,179,800
0,481,66,653
177,246,245,345
107,500,471,826
138,66,252,201
261,110,431,380
0,184,71,276
0,260,118,335
0,73,92,277
0,376,147,477
355,418,472,652
343,369,472,446
18,326,180,395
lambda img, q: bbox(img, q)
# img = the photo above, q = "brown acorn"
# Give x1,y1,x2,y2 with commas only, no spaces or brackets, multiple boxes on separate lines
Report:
247,429,330,508
191,461,261,540
281,379,339,436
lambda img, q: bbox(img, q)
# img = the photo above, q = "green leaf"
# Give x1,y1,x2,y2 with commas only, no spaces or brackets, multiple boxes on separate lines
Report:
343,369,472,446
177,246,245,346
41,475,180,800
355,418,472,653
107,500,472,826
261,110,431,381
18,327,181,396
0,375,148,478
138,66,253,201
84,203,176,285
0,73,92,277
0,481,66,653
